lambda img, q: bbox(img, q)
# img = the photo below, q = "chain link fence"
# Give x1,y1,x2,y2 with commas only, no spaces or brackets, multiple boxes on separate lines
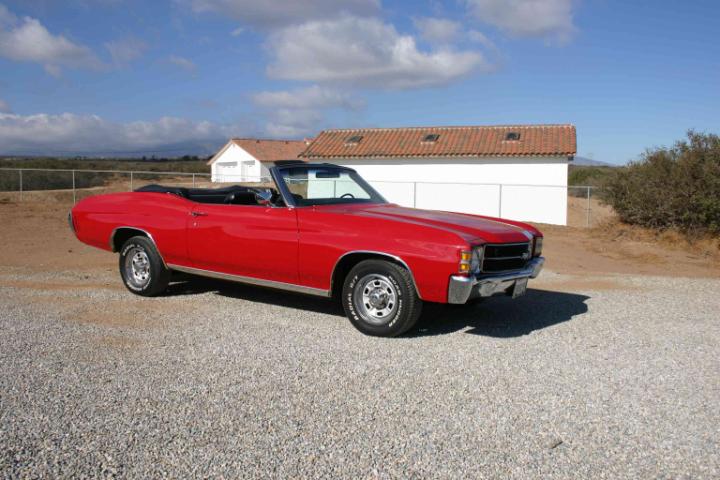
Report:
0,168,609,227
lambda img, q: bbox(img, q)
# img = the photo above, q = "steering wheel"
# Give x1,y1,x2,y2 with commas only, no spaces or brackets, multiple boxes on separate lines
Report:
340,193,355,199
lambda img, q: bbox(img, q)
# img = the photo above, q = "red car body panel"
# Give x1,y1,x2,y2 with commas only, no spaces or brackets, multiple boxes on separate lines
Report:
72,190,542,304
187,203,300,284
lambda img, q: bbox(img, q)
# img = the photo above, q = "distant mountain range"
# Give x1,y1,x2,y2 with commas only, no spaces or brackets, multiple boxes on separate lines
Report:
572,156,615,167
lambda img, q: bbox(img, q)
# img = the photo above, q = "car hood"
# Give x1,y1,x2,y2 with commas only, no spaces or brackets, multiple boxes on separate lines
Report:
325,203,538,244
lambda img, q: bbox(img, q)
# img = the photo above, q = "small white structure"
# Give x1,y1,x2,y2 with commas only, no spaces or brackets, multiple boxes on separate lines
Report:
301,125,576,225
208,138,309,182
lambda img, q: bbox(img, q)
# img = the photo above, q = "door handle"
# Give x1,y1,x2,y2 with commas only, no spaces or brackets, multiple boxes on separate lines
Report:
191,211,208,217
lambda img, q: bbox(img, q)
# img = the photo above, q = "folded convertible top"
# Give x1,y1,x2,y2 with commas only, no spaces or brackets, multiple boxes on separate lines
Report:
135,184,264,204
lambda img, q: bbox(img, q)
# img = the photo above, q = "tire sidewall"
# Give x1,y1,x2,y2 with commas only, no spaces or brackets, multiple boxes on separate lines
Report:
119,237,167,296
343,262,411,336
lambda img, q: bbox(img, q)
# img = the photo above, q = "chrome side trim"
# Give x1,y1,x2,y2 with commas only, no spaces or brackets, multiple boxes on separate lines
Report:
329,250,422,299
109,226,168,268
447,257,545,304
168,264,331,297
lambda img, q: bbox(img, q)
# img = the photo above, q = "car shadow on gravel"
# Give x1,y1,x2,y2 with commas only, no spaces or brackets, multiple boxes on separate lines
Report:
165,277,588,337
410,288,590,338
165,276,345,317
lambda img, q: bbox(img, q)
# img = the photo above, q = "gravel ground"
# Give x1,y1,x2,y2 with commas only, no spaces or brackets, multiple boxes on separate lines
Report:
1,269,719,478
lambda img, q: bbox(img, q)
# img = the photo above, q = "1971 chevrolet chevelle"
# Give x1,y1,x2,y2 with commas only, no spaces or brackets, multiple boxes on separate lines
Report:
69,162,544,337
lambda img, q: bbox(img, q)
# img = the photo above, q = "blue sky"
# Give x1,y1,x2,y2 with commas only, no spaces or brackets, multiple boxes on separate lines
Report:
0,0,718,163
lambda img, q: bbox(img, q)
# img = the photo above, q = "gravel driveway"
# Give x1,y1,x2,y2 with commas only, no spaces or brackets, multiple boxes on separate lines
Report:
1,268,719,478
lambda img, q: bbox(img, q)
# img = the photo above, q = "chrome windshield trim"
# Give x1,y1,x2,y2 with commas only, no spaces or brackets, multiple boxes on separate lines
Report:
168,264,331,297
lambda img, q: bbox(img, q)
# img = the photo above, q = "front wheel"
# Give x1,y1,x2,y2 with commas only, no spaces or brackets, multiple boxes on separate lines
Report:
119,236,170,297
342,259,423,337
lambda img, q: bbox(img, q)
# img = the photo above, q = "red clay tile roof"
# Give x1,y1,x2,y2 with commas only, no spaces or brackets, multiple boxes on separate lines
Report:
300,125,576,159
232,138,310,162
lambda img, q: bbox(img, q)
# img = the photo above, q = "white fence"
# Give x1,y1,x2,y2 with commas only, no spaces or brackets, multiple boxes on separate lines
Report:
0,168,605,227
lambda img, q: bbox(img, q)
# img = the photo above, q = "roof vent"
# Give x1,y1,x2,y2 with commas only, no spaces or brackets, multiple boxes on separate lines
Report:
344,135,363,145
505,131,521,141
422,133,440,143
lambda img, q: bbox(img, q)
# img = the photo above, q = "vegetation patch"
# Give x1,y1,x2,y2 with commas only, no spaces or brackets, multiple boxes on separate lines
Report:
602,131,720,235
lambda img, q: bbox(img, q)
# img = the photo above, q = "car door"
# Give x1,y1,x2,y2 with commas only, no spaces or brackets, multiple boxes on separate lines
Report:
186,203,300,285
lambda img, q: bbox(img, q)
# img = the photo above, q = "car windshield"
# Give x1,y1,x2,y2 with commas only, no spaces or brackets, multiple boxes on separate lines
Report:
278,167,387,206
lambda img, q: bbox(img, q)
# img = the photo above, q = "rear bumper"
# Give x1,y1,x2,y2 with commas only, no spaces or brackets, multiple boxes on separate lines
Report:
447,257,544,304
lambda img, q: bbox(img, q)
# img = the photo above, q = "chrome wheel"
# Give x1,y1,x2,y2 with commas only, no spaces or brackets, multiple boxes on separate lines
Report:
354,274,398,325
124,247,151,289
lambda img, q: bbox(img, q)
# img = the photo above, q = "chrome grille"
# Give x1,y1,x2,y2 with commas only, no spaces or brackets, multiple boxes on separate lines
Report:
481,242,531,273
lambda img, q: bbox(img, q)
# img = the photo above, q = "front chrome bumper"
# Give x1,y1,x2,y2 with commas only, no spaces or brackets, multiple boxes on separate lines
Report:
447,257,545,304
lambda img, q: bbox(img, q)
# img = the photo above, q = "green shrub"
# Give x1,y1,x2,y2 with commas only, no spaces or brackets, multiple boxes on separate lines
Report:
602,131,720,234
568,165,614,197
568,165,613,186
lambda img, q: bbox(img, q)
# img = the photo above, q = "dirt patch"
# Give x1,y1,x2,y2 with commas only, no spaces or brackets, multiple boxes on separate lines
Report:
58,296,193,329
0,202,114,271
567,194,615,228
534,222,720,278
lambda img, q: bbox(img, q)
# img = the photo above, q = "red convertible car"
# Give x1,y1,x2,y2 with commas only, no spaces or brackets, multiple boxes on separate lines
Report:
69,163,544,337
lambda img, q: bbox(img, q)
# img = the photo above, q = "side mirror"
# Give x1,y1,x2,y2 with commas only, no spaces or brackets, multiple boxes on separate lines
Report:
254,190,273,206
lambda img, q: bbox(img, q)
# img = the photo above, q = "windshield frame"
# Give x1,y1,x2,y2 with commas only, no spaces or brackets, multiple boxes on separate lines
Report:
270,163,387,208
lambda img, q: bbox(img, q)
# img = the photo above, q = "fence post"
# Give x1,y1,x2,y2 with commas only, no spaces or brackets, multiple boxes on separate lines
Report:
19,169,23,202
72,170,76,204
412,182,417,207
586,186,591,228
130,171,133,191
192,174,196,188
498,184,503,217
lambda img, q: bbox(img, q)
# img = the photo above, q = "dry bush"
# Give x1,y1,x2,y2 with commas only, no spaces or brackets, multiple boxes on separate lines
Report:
602,131,720,234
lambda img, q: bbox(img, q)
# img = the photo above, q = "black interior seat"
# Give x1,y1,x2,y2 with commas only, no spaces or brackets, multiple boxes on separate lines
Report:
224,191,259,205
136,184,281,206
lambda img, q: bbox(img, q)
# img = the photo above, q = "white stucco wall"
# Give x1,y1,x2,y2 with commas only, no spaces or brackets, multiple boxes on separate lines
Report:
210,143,272,182
317,156,569,225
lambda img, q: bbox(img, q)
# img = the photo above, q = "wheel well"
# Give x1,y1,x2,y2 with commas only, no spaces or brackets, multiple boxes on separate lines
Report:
330,252,420,299
111,227,148,252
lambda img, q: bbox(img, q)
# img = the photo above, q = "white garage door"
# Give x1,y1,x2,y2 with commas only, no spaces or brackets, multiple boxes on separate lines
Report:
216,161,238,182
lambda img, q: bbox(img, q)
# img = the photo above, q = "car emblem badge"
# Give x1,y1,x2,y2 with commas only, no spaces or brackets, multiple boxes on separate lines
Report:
521,252,530,260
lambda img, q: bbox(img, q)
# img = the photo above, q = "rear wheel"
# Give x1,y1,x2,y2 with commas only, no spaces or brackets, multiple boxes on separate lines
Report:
119,236,170,296
342,259,422,337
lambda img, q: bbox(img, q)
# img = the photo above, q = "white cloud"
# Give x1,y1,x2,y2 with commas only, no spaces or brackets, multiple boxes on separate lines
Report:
0,98,10,113
167,55,196,72
105,37,147,64
413,17,462,45
267,16,488,89
465,0,576,42
0,4,16,27
0,112,247,155
0,6,103,75
253,85,362,110
253,85,363,137
263,109,323,138
467,29,496,49
230,26,244,36
183,0,379,28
